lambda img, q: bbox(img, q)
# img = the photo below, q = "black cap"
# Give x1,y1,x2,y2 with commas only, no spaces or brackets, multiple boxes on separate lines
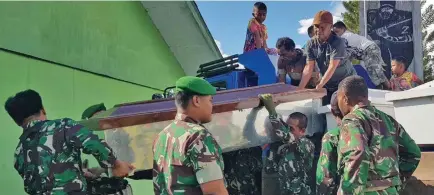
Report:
330,91,343,118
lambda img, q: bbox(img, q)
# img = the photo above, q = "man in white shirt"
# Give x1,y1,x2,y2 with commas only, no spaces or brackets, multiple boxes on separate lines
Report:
333,21,390,89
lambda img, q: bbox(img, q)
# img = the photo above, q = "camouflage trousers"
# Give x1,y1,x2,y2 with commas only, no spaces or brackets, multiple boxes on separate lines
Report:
223,148,262,195
362,44,389,86
262,171,280,195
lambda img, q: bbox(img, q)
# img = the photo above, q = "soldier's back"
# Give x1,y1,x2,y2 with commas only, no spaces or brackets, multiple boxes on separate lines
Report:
152,114,224,195
14,118,90,194
340,105,403,191
277,137,315,195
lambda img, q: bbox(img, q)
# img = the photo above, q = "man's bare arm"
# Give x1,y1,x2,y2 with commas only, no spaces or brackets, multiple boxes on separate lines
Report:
317,59,340,89
277,57,287,83
201,179,229,195
254,31,262,49
298,60,315,89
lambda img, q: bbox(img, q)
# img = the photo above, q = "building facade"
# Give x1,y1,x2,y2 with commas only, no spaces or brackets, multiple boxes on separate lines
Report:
0,1,221,194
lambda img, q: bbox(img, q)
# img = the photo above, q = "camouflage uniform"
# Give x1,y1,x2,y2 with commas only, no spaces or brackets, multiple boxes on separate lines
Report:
268,113,315,195
14,118,117,195
316,128,340,195
337,105,421,195
223,147,262,195
362,44,389,86
278,137,315,195
262,141,284,195
152,113,225,195
83,160,131,195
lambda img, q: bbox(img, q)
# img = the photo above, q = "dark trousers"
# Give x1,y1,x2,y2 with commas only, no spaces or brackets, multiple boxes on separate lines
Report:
322,86,338,106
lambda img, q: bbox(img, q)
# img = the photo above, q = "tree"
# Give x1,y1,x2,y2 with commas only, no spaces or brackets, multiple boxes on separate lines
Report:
341,1,360,34
422,0,434,81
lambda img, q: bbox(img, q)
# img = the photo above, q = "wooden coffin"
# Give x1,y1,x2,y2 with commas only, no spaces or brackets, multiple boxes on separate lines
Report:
79,83,326,172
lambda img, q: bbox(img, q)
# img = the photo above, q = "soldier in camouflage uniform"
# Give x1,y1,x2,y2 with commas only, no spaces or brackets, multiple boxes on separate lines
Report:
223,147,262,195
152,76,228,195
259,94,315,195
316,91,342,195
335,76,421,194
4,89,133,195
333,21,390,89
81,103,133,195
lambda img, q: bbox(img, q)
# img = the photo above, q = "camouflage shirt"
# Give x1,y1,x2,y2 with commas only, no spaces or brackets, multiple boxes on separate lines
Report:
278,137,315,195
14,118,117,195
268,114,315,194
223,147,262,195
152,113,225,195
337,105,421,194
263,141,285,174
317,128,340,195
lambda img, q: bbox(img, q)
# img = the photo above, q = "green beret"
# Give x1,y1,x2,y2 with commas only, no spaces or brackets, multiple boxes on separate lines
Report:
81,103,107,119
175,76,216,96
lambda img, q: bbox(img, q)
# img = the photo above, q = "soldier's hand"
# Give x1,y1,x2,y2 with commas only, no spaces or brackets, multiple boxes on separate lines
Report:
112,160,135,178
259,94,276,115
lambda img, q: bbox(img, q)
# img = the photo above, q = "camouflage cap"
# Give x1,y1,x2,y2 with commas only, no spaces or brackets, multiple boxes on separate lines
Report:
175,76,216,96
81,103,107,119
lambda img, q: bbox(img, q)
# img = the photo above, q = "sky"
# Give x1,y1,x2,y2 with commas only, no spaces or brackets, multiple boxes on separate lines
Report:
197,1,346,57
197,1,434,57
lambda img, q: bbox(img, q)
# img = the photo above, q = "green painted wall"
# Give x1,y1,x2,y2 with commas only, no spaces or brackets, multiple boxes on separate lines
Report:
0,51,161,194
0,1,188,194
0,1,185,89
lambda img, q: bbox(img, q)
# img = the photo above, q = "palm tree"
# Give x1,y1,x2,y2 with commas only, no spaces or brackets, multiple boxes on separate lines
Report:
422,0,434,81
341,1,360,34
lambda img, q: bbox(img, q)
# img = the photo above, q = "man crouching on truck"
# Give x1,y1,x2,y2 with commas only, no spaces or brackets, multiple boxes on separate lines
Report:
4,89,133,194
336,75,421,194
259,94,315,195
276,37,319,88
152,76,228,195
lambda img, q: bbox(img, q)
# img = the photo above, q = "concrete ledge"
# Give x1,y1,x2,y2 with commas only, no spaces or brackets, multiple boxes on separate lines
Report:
385,87,434,102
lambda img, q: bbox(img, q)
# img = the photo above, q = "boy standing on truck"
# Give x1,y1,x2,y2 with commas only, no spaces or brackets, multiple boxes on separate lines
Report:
259,94,315,195
244,2,269,53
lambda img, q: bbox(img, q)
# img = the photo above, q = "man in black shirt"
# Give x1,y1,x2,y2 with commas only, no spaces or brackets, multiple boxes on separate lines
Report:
299,10,356,105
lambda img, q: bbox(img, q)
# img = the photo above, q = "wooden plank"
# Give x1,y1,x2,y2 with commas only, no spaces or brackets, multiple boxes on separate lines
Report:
81,84,326,130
